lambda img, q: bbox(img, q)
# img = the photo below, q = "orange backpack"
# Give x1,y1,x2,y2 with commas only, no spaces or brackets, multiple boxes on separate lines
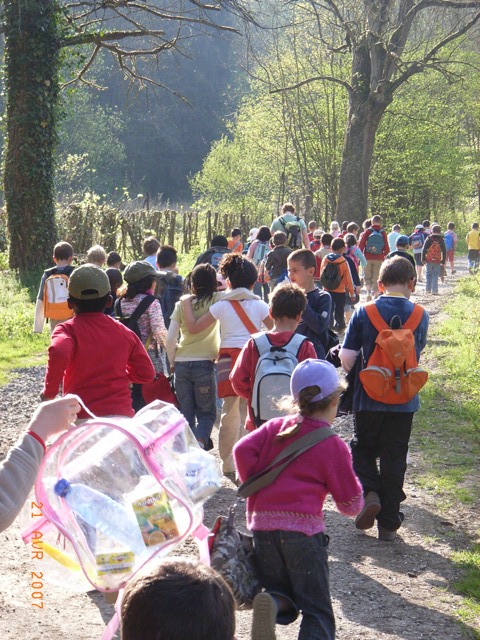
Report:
359,303,428,404
43,268,74,321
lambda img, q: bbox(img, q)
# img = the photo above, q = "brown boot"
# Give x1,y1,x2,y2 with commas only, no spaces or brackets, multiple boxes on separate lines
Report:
355,491,381,530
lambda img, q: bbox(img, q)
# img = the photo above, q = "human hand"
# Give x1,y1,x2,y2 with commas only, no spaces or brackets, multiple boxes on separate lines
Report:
28,395,81,443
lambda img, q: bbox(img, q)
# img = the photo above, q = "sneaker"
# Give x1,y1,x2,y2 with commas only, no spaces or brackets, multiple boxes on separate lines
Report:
252,592,277,640
432,292,440,296
378,524,397,541
451,270,456,275
425,290,431,294
355,491,381,530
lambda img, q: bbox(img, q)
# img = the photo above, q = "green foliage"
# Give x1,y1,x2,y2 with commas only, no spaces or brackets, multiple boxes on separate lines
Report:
0,270,49,384
452,545,480,632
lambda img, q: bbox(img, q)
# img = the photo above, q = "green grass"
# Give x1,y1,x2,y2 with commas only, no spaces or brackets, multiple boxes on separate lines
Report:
0,269,49,384
414,272,480,633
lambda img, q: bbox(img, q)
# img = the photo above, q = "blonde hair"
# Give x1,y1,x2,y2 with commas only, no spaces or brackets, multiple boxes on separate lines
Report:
86,244,106,267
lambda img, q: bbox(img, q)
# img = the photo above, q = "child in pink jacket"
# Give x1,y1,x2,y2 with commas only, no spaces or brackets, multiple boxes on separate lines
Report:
233,359,363,640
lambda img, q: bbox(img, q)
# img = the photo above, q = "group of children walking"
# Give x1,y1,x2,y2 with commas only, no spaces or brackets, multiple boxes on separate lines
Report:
31,210,480,639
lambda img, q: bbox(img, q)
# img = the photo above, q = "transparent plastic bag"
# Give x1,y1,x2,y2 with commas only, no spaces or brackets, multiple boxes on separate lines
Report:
21,401,221,594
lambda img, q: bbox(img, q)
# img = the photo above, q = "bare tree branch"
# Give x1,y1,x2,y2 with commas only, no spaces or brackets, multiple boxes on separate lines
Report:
269,74,353,97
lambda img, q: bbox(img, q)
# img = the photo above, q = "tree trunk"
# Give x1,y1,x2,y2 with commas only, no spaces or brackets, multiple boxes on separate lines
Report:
335,100,385,224
4,0,61,272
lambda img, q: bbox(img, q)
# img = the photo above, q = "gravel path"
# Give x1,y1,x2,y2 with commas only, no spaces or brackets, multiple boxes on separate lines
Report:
0,258,478,639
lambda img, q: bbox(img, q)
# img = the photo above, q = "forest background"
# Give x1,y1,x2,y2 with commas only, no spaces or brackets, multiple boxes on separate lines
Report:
0,1,479,267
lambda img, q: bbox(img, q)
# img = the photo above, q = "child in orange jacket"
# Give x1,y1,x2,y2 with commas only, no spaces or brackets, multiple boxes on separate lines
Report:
320,237,354,332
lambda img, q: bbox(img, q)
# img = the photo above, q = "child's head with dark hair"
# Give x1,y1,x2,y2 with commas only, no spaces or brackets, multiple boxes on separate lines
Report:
392,224,401,232
282,202,295,215
346,222,359,235
363,218,372,229
211,235,228,248
422,220,430,229
288,248,316,270
143,236,160,257
53,242,74,262
308,220,317,232
331,237,346,252
106,267,123,296
272,231,287,246
371,215,382,225
379,256,415,286
341,220,349,232
256,226,272,243
344,233,357,248
190,263,217,307
431,224,441,234
157,245,177,269
219,254,257,289
120,559,236,640
231,228,242,238
107,251,122,268
472,222,479,230
321,233,333,247
270,283,307,320
447,222,455,230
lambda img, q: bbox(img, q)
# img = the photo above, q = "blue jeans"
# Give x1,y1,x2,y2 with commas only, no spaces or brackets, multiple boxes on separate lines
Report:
254,281,270,301
425,262,441,293
174,361,216,443
253,530,335,640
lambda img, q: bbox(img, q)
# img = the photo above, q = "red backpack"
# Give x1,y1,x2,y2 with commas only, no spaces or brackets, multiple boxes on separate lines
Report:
359,303,428,404
425,239,442,263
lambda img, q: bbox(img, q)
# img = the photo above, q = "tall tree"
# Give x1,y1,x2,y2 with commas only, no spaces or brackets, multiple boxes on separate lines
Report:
253,0,480,222
2,0,252,271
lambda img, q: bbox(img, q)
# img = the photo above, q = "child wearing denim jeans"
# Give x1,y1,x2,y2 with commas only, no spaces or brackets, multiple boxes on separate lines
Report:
233,359,363,640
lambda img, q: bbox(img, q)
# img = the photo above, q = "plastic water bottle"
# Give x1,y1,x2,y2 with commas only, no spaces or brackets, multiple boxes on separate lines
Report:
54,479,145,556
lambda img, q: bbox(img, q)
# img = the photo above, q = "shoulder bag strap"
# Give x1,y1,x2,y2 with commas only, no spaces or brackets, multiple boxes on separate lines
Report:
237,427,335,498
229,300,258,335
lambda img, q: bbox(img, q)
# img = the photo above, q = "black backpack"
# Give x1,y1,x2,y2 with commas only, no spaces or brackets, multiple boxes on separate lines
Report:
279,216,303,249
155,271,183,328
320,260,342,290
114,295,156,341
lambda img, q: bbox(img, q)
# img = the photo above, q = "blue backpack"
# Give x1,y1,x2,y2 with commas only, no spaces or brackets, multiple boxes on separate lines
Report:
444,232,454,251
365,229,385,255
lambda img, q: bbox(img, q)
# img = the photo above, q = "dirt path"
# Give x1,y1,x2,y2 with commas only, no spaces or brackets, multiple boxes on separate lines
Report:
0,258,478,639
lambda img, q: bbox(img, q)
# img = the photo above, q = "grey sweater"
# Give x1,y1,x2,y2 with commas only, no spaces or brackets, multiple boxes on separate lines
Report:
0,433,43,532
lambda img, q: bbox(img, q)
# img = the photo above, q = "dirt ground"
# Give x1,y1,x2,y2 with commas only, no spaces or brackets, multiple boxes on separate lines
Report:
0,258,479,639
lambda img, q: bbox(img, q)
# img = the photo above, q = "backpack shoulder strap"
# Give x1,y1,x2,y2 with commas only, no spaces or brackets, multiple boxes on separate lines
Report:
252,332,272,356
114,298,124,317
125,295,156,325
364,302,389,332
229,300,258,335
283,332,307,356
237,427,335,498
403,303,424,331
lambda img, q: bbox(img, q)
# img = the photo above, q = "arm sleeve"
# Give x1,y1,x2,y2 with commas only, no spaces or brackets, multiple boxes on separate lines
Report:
0,433,44,532
147,300,167,348
233,427,268,483
382,232,389,257
421,237,431,262
33,299,46,333
324,439,364,517
126,337,156,384
301,291,331,338
358,229,369,253
230,340,255,399
42,327,74,399
341,261,355,296
298,340,317,361
355,247,367,268
166,319,180,367
247,241,257,260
